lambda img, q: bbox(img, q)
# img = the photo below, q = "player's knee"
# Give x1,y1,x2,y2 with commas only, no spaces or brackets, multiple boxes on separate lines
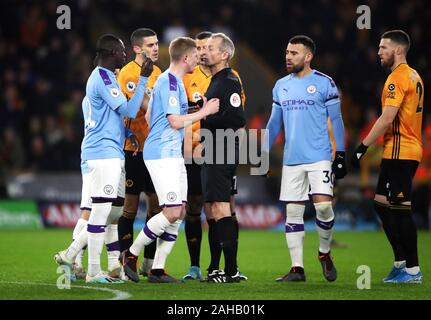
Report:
211,202,230,219
374,194,389,205
314,201,334,221
203,203,213,219
122,210,137,220
185,211,201,222
124,194,139,213
165,219,181,236
286,203,305,223
81,209,91,220
187,195,203,215
107,202,123,225
163,205,183,222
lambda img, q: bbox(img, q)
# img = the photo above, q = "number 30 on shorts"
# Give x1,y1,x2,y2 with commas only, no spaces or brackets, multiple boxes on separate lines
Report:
322,170,334,185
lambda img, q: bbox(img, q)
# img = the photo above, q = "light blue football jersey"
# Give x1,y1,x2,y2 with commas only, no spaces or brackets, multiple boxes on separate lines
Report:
144,70,188,160
266,70,342,165
81,66,146,161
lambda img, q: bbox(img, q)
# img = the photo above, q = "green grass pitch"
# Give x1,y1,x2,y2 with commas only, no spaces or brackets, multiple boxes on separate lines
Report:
0,229,430,300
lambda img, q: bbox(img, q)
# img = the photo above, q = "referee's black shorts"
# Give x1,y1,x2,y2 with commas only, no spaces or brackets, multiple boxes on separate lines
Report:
185,162,203,196
376,159,419,204
125,150,156,195
201,163,238,202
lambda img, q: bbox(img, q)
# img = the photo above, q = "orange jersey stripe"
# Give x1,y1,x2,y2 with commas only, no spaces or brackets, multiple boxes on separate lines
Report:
381,63,424,161
117,61,162,152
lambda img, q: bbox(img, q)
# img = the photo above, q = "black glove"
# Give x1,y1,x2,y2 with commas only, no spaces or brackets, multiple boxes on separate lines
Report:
350,143,369,169
332,151,347,179
196,97,204,108
140,56,154,77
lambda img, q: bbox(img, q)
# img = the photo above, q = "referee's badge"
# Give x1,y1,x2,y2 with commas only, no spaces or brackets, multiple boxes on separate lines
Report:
126,81,136,92
169,96,178,106
307,85,317,94
110,88,120,98
229,93,241,107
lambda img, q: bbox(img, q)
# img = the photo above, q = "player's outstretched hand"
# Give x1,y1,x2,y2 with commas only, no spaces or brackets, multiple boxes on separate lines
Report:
350,143,368,169
332,151,347,179
202,98,219,116
140,56,153,77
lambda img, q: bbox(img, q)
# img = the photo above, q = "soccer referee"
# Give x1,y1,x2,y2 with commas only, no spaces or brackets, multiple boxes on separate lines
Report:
200,33,246,283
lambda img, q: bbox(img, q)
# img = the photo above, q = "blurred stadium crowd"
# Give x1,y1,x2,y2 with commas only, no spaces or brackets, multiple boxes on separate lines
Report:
0,0,430,209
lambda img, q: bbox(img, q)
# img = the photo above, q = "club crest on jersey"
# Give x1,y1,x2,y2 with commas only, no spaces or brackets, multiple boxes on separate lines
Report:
192,92,202,102
307,85,317,94
126,81,136,92
110,88,120,98
126,179,134,188
104,185,114,195
230,93,241,107
167,192,177,202
388,83,395,91
169,96,178,106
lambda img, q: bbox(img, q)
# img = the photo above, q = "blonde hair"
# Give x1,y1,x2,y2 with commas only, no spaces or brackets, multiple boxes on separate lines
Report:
169,37,196,62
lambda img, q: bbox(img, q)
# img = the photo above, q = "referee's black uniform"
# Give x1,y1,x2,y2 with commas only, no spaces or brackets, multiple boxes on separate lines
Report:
200,67,245,281
201,67,245,202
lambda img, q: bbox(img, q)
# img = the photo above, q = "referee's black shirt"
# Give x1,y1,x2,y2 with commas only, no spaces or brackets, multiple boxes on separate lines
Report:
201,67,246,164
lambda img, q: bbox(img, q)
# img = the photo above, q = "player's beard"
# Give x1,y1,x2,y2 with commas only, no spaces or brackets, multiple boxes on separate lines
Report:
286,62,304,74
381,53,395,69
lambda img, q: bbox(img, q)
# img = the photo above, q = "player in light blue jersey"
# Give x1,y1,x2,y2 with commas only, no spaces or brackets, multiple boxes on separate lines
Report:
143,70,188,160
55,34,154,284
263,35,347,283
121,37,219,283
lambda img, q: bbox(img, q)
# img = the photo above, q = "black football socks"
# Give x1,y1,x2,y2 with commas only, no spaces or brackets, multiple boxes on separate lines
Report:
374,201,405,262
185,211,202,267
216,216,237,276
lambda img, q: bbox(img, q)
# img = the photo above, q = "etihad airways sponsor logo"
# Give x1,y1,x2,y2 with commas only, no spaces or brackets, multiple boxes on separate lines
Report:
281,99,315,108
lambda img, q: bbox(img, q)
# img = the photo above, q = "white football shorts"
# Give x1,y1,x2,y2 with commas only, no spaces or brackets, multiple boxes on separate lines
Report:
81,158,125,207
144,157,187,207
280,160,333,202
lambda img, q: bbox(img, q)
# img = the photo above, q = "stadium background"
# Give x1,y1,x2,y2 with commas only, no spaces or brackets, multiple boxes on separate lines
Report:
0,1,430,234
1,0,431,302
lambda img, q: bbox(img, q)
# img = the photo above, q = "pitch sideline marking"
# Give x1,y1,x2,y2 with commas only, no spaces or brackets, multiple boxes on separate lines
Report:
0,281,131,300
